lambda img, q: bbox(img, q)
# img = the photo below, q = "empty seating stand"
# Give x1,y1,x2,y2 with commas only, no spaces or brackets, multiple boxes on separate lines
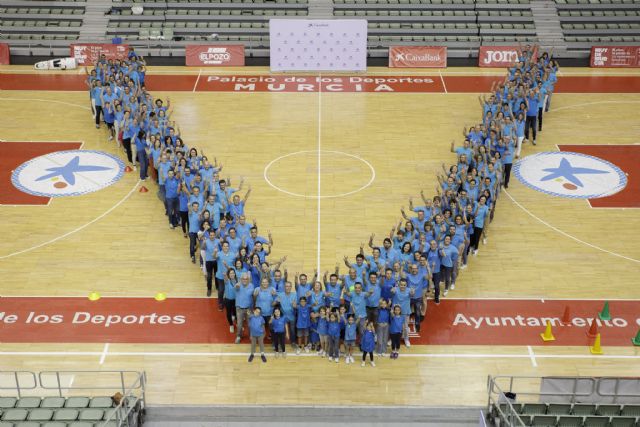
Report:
332,0,537,56
107,0,307,45
0,396,129,427
491,402,640,427
0,1,84,44
555,0,640,50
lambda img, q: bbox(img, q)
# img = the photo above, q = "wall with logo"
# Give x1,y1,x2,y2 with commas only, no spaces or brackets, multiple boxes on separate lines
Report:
185,45,245,67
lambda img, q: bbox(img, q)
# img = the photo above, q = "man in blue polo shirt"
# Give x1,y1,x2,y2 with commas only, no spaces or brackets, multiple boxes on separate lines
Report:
525,89,541,145
164,169,180,229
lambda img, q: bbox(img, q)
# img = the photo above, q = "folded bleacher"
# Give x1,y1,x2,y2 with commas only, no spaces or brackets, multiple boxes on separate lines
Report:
555,0,640,52
0,1,84,43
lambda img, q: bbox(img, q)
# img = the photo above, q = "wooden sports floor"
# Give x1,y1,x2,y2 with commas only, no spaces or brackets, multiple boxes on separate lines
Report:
0,65,639,406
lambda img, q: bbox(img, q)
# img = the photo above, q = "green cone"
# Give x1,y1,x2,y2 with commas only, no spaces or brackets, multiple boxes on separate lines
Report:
632,329,640,346
598,301,611,321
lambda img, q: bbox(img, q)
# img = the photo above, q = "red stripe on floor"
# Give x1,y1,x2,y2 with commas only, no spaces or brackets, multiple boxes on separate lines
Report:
0,141,83,205
558,144,640,208
0,297,638,346
1,74,639,93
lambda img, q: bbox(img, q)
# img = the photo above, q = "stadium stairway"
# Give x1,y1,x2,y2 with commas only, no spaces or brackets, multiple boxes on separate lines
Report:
79,0,111,41
530,0,567,53
308,0,333,19
143,405,484,426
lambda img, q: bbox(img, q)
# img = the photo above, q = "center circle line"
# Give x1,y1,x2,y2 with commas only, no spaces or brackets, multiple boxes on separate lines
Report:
263,150,376,199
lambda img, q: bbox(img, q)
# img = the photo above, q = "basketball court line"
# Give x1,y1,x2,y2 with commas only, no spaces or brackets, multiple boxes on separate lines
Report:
192,68,202,93
0,180,140,260
317,73,322,273
0,97,91,111
439,70,448,94
2,349,639,362
527,346,538,368
503,189,640,264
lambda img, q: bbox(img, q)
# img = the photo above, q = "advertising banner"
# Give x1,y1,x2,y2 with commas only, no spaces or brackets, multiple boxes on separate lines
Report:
185,45,245,66
590,46,640,68
70,44,130,66
0,43,9,65
389,46,447,68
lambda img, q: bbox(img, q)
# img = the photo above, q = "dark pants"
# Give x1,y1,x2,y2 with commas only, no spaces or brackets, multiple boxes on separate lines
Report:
215,277,225,307
432,272,441,303
273,331,286,352
538,107,544,131
179,211,189,234
470,226,484,250
94,105,102,125
390,333,402,351
158,184,166,211
525,115,537,141
166,197,179,227
224,298,236,326
205,261,216,291
504,163,513,188
411,298,424,331
137,150,148,180
122,138,133,163
188,232,198,258
441,266,453,290
362,352,373,361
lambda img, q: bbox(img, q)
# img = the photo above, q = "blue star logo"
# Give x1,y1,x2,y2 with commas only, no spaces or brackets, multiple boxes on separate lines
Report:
35,155,112,185
540,157,609,188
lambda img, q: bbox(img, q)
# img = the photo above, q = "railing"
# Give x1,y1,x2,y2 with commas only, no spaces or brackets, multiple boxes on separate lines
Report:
487,375,640,427
0,371,37,398
0,370,146,427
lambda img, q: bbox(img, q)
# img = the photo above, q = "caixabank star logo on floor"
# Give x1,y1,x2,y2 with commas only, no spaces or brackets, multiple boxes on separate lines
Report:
0,142,124,205
514,145,639,208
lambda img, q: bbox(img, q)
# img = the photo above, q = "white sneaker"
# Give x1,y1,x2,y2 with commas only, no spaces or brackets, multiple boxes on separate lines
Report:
460,264,467,270
370,361,376,367
404,338,411,348
451,284,455,290
282,352,286,358
304,347,310,353
482,237,487,245
345,356,350,364
328,357,333,362
380,353,386,358
361,361,366,367
296,348,301,355
321,352,326,358
444,290,448,296
317,350,323,356
473,250,478,256
230,325,234,333
349,356,354,363
334,357,339,364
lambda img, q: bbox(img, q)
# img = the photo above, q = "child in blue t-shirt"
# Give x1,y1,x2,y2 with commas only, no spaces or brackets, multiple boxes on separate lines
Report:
248,307,266,363
389,305,405,359
344,315,357,364
317,307,329,357
376,299,390,357
360,321,376,367
310,313,320,352
326,312,340,363
269,307,288,358
296,297,311,354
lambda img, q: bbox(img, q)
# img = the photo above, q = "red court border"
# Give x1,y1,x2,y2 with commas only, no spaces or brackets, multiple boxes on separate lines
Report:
1,73,639,93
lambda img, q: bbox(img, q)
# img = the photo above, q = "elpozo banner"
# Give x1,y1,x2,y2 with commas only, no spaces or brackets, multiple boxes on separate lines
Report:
389,46,447,68
70,44,130,66
185,45,245,67
590,46,640,68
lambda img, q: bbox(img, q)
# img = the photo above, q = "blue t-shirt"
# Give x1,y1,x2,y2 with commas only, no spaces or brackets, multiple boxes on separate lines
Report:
277,291,297,322
188,210,201,234
344,322,357,341
361,330,375,353
165,177,180,199
474,204,490,228
390,315,405,334
377,308,390,324
271,316,286,333
440,244,459,268
317,317,328,335
255,288,275,316
249,315,265,337
235,283,254,309
327,320,340,337
349,291,367,319
296,305,311,329
392,288,411,315
215,250,236,280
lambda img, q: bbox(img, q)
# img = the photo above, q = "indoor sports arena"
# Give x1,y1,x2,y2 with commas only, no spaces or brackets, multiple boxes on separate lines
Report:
0,2,639,426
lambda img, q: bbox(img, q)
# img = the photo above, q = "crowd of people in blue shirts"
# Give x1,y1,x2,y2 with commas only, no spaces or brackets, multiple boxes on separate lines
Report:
87,44,557,365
